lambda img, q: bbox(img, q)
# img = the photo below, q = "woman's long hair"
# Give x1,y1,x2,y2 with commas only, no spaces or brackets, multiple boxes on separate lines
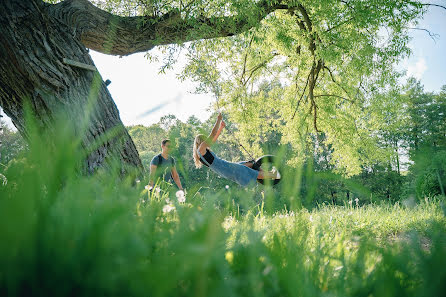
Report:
193,134,207,168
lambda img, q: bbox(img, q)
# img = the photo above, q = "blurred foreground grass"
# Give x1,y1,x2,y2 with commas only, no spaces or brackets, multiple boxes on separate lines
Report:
0,119,445,297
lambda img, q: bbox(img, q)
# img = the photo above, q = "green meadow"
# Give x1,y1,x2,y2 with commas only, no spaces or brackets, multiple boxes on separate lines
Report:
1,0,446,296
1,123,445,297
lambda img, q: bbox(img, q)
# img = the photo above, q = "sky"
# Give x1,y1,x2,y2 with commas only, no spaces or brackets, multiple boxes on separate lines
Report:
399,4,446,91
89,50,214,127
1,4,445,129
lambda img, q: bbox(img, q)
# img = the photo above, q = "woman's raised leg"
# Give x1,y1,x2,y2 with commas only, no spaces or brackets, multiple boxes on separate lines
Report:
239,160,254,168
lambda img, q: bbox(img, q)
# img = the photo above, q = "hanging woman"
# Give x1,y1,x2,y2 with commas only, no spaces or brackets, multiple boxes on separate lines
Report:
192,113,280,187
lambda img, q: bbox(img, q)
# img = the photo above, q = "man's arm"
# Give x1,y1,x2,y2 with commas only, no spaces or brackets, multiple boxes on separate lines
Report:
171,167,183,191
148,164,157,188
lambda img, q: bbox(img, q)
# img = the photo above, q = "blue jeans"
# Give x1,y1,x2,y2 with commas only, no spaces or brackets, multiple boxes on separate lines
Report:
200,150,259,187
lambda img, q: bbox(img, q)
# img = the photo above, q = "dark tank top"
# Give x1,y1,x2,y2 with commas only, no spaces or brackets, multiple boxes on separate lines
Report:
199,149,214,167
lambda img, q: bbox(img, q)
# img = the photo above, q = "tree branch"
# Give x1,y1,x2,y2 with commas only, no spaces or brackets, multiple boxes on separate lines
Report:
243,53,278,87
291,69,311,120
309,60,322,133
324,66,354,102
421,3,446,11
240,35,255,85
325,16,355,33
313,94,355,103
47,0,289,56
407,27,440,42
297,4,316,54
312,100,319,133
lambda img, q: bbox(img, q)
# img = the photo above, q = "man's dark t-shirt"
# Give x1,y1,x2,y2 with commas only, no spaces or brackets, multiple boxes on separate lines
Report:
150,154,176,183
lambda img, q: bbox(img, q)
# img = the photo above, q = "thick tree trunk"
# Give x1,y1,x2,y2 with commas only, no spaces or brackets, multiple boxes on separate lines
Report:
0,0,142,174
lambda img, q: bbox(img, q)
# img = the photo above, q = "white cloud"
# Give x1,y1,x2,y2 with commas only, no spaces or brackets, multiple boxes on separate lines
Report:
406,57,427,79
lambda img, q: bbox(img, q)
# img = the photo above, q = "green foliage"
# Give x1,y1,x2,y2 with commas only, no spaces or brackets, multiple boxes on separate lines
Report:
172,0,427,174
404,79,446,152
6,2,444,293
127,124,165,171
126,113,250,191
1,112,446,296
407,148,446,199
401,80,446,200
40,0,437,181
39,0,442,203
354,166,405,203
4,80,442,206
0,122,27,169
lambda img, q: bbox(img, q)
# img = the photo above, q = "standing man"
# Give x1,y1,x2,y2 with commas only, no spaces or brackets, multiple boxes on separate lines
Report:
148,139,184,191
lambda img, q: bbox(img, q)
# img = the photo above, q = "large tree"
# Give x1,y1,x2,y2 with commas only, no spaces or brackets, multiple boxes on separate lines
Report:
179,0,444,174
0,0,286,174
0,0,441,174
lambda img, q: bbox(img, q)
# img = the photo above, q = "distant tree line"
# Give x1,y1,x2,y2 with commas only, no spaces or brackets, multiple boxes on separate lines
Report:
1,80,444,206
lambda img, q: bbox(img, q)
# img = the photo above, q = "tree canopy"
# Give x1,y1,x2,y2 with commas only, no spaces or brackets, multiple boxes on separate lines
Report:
71,0,441,175
2,0,443,174
172,0,441,174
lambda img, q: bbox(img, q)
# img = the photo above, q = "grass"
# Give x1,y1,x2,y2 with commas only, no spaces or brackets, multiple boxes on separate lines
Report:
1,118,445,296
223,201,445,294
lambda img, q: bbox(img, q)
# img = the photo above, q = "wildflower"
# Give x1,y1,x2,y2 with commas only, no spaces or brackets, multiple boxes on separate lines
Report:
222,216,234,230
176,190,186,203
225,185,229,189
163,204,175,213
0,174,7,186
355,197,359,207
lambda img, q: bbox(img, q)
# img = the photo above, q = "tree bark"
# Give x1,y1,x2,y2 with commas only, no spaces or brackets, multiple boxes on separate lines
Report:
0,0,286,174
394,139,400,175
0,0,142,174
46,0,287,56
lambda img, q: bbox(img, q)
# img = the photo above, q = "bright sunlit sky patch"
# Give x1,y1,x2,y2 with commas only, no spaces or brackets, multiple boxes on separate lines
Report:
1,4,445,129
398,3,446,90
89,50,213,126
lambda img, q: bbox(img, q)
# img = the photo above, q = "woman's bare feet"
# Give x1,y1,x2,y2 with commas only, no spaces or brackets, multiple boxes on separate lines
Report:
272,167,281,179
257,168,280,180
